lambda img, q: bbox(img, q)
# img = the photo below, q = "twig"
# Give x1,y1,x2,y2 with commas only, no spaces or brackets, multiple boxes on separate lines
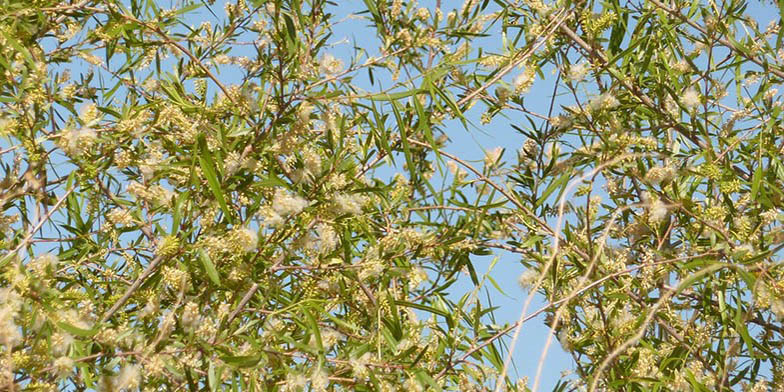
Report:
224,283,259,327
4,187,74,264
54,0,91,24
101,253,165,323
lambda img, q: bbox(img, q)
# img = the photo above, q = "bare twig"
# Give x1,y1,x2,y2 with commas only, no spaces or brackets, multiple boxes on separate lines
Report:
5,187,74,264
101,253,165,323
224,283,259,327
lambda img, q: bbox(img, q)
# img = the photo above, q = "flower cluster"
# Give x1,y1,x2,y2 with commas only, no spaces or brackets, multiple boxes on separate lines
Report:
58,128,97,157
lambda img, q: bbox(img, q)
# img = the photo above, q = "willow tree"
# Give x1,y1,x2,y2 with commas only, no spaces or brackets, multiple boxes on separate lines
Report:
0,0,783,391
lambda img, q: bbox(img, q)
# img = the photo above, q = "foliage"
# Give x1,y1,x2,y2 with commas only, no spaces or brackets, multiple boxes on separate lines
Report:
0,0,783,391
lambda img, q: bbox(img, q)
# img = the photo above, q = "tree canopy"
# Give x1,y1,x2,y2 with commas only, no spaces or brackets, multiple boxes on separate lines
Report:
1,0,784,390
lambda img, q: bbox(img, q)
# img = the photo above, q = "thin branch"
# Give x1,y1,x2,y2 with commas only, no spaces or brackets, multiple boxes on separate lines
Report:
101,253,165,323
4,186,74,263
224,283,259,327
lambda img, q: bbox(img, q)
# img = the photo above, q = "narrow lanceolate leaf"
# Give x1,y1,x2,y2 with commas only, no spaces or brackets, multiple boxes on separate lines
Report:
751,164,762,201
367,88,424,101
199,249,221,286
536,171,570,208
219,355,262,368
197,135,232,223
208,361,220,392
57,322,100,337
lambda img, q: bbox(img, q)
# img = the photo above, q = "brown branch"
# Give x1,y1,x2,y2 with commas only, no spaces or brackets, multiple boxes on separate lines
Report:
101,253,165,323
5,186,74,264
53,0,91,24
224,283,259,326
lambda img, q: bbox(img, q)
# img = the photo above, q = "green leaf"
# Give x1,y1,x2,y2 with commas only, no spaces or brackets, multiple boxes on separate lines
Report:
0,30,34,67
751,164,762,201
199,249,221,286
197,135,232,223
301,306,325,363
57,322,100,337
284,13,297,40
173,2,202,16
687,0,701,18
255,173,287,187
367,88,424,101
608,11,628,54
734,304,758,358
432,83,467,126
219,355,261,368
415,370,442,391
171,190,189,235
521,235,544,248
394,300,450,318
485,275,508,297
390,100,417,182
536,171,570,208
208,360,220,392
0,254,13,270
